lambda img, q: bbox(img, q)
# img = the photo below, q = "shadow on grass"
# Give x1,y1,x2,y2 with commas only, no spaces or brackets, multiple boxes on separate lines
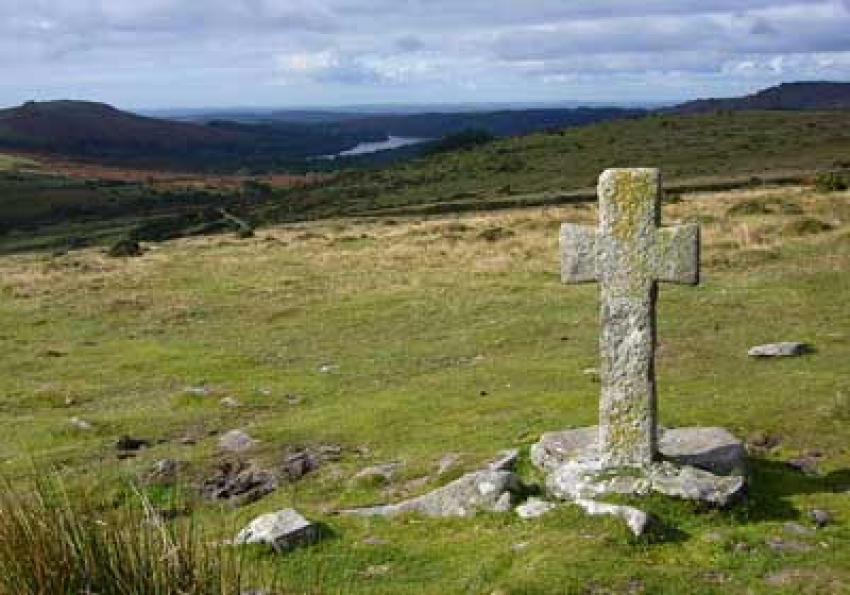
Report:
734,457,850,524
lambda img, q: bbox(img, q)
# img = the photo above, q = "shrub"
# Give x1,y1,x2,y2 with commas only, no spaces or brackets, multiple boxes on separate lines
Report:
815,170,850,193
0,477,258,595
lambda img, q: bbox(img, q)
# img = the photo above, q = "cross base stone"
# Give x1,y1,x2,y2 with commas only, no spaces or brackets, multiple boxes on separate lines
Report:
531,427,747,507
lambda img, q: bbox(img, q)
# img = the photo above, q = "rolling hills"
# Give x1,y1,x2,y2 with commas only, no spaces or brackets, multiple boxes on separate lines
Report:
669,81,850,114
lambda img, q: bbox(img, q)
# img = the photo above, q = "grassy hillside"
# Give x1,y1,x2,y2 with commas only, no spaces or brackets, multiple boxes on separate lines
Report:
1,185,848,593
266,110,850,221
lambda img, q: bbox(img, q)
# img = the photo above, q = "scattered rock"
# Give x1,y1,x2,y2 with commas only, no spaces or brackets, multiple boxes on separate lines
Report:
786,455,820,476
765,536,814,553
516,497,556,520
437,453,461,476
149,458,181,484
107,238,144,258
488,448,519,472
234,509,320,553
783,522,814,536
281,448,320,482
748,342,811,358
360,564,391,578
202,460,278,507
117,435,151,452
219,429,257,453
341,470,523,518
220,397,241,408
361,536,390,546
286,394,304,406
809,509,832,528
352,461,404,485
765,569,811,587
184,385,214,396
318,363,337,374
69,417,93,431
575,499,651,537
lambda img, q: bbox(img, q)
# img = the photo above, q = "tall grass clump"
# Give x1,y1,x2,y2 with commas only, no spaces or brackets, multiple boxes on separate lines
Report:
0,477,259,595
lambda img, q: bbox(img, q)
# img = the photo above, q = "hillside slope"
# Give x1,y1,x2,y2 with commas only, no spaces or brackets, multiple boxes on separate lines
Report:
669,81,850,114
263,110,850,221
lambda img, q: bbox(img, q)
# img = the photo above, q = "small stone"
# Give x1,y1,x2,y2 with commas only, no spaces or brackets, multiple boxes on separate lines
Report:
281,449,318,482
809,509,832,528
360,564,391,578
234,509,319,553
516,498,556,520
783,522,814,535
220,397,241,408
202,461,278,506
786,456,820,476
219,429,257,453
575,499,651,537
352,461,404,485
184,385,214,396
286,394,304,405
361,536,389,546
765,536,813,553
149,459,181,483
748,342,811,358
318,364,336,374
70,417,93,431
117,435,151,452
511,542,530,552
488,448,519,472
437,453,461,476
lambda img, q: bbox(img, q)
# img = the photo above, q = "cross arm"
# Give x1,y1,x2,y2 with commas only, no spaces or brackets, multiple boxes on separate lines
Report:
561,223,599,284
653,224,700,285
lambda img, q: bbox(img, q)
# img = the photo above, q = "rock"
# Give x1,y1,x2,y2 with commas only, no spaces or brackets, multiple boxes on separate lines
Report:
546,459,744,507
352,461,404,485
318,363,337,374
149,458,181,484
787,456,820,476
341,470,522,518
765,536,813,553
649,463,746,507
575,499,651,537
281,448,320,482
202,460,278,507
69,417,94,431
184,385,214,396
107,238,144,258
516,497,556,520
809,509,832,528
219,429,257,453
532,426,747,477
783,522,814,536
488,448,519,472
437,453,461,476
234,509,319,553
220,397,241,408
117,435,151,452
748,342,810,358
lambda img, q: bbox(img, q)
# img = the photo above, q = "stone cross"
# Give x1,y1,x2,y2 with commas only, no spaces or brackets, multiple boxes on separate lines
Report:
561,169,700,469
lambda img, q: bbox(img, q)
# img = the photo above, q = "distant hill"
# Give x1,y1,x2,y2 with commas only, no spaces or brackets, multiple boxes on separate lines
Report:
669,82,850,114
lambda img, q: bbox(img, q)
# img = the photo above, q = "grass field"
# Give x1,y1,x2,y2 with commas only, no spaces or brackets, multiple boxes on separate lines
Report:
0,182,848,593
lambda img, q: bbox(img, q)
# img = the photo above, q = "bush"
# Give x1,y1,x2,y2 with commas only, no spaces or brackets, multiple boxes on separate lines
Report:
0,477,257,595
815,170,850,193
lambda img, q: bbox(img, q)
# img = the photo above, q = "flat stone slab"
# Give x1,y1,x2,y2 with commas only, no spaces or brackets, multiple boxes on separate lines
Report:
340,470,521,518
532,426,747,476
748,342,810,357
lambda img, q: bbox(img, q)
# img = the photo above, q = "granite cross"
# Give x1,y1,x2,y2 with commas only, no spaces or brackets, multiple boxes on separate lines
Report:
561,169,700,469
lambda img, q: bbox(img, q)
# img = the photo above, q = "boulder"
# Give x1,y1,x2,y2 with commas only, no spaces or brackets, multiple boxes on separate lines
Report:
532,426,747,476
488,448,520,472
341,470,522,518
748,342,810,357
219,429,257,453
202,461,278,507
516,497,556,520
234,509,319,553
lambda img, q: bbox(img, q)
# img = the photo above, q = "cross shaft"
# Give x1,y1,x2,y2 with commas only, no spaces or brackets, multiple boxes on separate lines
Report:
561,169,699,469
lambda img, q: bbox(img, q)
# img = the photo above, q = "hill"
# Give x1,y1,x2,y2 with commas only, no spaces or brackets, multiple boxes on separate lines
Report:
260,109,850,222
0,100,374,171
669,81,850,114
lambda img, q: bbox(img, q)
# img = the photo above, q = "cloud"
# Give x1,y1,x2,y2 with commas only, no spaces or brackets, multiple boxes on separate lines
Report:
1,0,850,107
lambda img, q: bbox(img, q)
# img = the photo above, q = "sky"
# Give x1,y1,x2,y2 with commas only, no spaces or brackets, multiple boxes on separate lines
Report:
3,0,850,109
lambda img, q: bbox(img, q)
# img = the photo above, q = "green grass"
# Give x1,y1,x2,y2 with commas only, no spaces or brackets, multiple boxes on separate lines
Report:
0,187,849,593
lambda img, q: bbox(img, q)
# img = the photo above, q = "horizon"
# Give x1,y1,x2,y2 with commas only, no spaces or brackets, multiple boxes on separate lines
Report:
4,1,850,110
